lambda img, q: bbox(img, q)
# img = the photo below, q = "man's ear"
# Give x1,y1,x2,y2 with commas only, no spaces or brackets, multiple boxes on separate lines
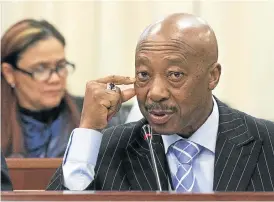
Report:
208,62,221,90
1,62,16,87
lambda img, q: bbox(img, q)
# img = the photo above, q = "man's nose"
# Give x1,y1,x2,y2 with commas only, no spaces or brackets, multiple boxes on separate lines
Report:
147,77,170,102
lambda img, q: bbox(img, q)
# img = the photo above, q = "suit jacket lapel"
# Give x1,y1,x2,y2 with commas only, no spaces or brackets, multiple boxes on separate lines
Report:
123,119,169,191
213,99,262,191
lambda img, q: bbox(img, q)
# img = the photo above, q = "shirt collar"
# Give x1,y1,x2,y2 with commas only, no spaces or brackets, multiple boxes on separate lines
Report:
162,97,219,154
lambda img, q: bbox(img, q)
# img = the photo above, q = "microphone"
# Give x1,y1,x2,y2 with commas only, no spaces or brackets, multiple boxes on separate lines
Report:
142,124,162,191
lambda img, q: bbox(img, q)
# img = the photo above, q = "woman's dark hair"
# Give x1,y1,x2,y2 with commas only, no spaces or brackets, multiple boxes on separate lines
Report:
1,19,80,156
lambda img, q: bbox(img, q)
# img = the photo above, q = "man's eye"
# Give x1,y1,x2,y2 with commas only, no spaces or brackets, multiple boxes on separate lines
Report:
168,72,184,81
136,72,150,81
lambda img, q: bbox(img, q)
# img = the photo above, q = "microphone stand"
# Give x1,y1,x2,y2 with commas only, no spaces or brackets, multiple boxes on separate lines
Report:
142,124,162,191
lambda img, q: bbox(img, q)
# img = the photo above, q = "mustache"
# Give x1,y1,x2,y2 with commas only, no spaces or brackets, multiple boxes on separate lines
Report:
145,102,178,112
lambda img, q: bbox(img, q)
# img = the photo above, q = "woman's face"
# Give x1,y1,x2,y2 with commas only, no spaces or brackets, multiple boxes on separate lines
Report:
13,37,67,110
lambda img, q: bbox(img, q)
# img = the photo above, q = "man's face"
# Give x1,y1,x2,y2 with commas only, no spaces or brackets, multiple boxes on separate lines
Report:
135,39,213,135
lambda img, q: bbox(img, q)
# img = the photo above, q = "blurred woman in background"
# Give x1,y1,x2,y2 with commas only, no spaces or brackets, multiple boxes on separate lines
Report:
1,19,131,158
1,19,81,158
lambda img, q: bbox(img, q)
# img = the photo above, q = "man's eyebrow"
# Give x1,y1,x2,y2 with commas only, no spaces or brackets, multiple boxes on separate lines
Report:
135,56,151,66
163,56,187,64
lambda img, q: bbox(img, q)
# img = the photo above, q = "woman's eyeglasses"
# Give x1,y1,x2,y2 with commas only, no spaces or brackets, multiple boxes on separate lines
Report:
12,61,75,82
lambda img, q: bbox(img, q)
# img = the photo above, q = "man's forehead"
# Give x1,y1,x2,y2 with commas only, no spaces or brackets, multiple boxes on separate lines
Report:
135,38,197,56
135,53,189,67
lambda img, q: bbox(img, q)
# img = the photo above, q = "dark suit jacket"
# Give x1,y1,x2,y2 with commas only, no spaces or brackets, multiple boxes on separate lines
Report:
47,98,274,191
1,151,13,191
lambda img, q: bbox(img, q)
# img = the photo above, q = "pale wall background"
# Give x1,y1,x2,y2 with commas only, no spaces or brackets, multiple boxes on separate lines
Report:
1,1,274,121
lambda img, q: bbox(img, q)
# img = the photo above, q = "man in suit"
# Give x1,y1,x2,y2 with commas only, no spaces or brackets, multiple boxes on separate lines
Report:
47,13,274,192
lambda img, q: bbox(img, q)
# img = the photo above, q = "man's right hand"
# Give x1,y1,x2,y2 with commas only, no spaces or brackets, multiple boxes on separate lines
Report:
79,75,136,130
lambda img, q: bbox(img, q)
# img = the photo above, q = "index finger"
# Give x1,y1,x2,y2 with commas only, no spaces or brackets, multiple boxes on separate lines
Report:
96,75,136,85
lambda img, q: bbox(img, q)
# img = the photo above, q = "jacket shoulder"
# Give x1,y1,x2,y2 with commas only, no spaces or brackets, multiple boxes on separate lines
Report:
235,109,274,142
216,97,274,141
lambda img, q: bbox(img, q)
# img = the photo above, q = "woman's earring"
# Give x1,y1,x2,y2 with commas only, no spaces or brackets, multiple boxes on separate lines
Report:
11,83,15,88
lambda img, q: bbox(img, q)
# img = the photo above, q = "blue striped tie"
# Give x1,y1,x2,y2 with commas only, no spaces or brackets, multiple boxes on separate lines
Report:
168,139,202,192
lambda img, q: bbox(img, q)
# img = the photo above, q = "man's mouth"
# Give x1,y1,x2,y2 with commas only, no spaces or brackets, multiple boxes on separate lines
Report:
147,110,173,125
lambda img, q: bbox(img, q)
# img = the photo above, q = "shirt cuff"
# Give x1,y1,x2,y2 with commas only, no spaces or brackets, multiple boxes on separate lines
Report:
63,128,103,165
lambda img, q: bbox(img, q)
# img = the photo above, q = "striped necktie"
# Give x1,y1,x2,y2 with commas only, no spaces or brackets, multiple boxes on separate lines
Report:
168,139,203,192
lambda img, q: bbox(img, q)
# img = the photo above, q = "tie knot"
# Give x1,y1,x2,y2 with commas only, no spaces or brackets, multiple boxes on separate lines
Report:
168,139,202,164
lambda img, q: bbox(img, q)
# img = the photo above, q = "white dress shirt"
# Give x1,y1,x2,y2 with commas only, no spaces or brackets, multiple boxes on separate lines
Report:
63,97,219,191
